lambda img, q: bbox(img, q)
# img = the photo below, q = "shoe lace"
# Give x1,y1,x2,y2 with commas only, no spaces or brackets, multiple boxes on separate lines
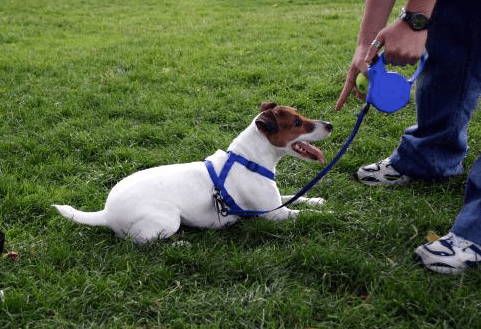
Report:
448,233,481,263
446,232,469,249
380,158,391,166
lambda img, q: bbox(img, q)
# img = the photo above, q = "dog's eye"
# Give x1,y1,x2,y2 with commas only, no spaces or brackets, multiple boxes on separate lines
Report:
294,120,301,127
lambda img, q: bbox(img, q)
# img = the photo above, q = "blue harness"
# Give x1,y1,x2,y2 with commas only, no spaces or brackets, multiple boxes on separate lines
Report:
204,151,275,217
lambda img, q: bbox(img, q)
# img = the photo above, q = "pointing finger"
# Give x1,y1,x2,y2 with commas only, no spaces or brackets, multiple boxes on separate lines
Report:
335,67,357,111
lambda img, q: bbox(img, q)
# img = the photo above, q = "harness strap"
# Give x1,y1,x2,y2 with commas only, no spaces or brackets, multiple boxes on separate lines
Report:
204,151,275,217
228,152,275,181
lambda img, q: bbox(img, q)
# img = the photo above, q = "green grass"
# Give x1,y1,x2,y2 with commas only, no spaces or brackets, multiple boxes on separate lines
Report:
1,0,481,327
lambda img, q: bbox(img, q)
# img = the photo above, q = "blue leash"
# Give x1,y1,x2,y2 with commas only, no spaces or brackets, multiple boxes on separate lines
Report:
275,102,370,210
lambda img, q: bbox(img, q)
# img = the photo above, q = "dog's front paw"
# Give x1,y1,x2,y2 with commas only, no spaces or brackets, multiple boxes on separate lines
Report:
304,197,325,206
266,208,299,221
288,209,300,219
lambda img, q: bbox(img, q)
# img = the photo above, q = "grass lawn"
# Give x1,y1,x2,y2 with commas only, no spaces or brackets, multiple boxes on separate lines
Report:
2,0,481,327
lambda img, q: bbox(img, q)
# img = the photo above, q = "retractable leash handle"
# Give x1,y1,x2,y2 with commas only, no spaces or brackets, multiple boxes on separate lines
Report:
366,51,428,113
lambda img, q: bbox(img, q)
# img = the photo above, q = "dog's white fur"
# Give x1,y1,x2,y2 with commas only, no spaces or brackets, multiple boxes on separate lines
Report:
53,103,332,244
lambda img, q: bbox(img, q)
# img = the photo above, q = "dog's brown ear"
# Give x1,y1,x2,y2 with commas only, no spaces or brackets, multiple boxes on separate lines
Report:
255,109,279,133
260,102,277,112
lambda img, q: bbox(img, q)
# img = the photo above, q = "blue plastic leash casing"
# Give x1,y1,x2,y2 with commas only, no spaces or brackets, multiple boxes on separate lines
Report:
366,51,428,113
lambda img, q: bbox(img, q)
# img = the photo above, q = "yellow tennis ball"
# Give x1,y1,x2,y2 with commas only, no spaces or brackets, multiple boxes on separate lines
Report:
355,72,369,94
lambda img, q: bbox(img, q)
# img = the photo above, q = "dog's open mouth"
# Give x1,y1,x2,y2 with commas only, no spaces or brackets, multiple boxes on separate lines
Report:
292,141,326,164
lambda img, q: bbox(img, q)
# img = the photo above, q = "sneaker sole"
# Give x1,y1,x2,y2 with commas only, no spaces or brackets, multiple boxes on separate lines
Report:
357,169,411,186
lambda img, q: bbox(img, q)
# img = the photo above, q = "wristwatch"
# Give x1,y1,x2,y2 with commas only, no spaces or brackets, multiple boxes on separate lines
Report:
399,7,431,31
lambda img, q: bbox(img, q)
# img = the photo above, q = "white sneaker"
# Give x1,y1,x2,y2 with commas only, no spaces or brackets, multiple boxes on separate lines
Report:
414,232,481,274
357,158,411,186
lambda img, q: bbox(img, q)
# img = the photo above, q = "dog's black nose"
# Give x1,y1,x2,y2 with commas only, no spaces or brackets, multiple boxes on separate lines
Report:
325,122,333,132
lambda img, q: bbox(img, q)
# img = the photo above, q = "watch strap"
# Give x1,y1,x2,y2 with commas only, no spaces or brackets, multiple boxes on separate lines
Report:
399,7,431,31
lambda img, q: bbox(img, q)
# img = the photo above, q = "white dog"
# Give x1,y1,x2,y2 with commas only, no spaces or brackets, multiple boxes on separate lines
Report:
53,102,332,244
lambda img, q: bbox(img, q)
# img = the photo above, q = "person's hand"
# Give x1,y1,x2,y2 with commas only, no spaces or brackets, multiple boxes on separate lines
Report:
365,19,427,67
335,45,370,111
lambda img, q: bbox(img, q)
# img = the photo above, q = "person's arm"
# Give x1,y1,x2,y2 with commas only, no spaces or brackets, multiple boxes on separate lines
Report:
358,0,397,53
404,0,436,16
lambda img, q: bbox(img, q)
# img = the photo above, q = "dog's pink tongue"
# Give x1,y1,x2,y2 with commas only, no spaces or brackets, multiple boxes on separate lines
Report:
292,142,326,164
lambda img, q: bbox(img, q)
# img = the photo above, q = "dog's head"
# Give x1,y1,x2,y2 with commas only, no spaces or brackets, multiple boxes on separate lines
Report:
255,102,332,163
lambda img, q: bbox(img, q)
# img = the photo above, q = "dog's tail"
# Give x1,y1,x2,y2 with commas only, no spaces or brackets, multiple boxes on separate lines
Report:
52,205,109,226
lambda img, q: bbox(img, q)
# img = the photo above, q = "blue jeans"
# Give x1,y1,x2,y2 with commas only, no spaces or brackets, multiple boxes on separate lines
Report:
389,0,481,245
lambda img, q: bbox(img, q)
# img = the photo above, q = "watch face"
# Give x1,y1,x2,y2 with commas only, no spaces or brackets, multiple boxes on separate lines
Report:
411,13,428,30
